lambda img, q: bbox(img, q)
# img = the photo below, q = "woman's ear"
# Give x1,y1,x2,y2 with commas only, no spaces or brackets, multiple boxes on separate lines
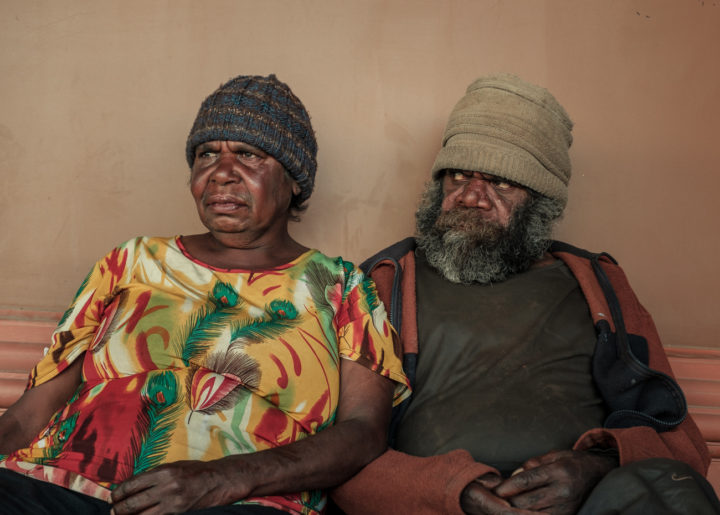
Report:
291,181,302,196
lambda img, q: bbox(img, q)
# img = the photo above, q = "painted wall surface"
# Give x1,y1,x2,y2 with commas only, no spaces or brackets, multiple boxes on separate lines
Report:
1,0,719,349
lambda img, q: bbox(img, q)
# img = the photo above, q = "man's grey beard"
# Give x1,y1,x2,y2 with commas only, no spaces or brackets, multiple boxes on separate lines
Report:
415,180,564,284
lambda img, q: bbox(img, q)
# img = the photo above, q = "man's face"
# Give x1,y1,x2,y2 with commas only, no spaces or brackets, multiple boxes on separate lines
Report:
416,171,562,284
440,170,528,228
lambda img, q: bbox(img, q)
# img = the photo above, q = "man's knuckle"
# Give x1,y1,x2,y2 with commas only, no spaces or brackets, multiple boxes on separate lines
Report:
516,472,533,488
556,483,572,499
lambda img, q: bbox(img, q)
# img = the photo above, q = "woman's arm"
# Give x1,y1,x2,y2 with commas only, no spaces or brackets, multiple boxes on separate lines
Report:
110,358,395,514
0,355,84,454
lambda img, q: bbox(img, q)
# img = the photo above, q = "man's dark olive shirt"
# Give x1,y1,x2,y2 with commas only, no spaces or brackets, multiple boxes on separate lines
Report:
395,251,606,476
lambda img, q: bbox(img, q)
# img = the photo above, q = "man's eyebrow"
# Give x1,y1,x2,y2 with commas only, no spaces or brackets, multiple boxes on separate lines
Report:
485,174,522,187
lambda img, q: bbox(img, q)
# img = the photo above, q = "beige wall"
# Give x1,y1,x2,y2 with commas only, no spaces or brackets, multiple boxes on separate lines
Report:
1,0,719,349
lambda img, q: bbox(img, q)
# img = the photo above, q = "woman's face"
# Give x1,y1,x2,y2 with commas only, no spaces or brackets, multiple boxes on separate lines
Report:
190,140,300,242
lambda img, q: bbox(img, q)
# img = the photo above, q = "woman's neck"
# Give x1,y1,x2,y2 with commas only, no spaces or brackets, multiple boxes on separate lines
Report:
180,232,309,270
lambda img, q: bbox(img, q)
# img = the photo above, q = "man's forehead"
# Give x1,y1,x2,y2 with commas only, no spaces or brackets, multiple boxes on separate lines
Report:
446,168,506,180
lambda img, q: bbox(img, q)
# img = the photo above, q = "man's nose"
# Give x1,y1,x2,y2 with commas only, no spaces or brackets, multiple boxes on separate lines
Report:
458,177,493,208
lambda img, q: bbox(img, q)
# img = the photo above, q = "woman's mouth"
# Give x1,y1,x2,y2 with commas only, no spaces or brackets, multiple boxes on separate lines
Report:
206,195,249,212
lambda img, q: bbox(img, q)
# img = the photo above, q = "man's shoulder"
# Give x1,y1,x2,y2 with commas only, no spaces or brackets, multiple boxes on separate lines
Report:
550,240,619,267
360,237,417,275
550,240,601,259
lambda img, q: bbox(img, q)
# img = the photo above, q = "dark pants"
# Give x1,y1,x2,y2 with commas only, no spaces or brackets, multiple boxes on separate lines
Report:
579,458,720,515
0,469,285,515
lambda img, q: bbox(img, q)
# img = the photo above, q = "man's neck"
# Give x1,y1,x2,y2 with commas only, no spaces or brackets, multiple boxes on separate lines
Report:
530,252,558,269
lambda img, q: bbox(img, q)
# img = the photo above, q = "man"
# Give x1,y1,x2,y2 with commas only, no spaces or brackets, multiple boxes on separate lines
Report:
332,74,719,514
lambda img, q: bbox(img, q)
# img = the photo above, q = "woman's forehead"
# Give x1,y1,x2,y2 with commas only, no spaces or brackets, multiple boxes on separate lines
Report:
196,140,266,154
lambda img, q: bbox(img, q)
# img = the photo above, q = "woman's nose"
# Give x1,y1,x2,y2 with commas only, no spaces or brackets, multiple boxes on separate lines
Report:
210,153,240,184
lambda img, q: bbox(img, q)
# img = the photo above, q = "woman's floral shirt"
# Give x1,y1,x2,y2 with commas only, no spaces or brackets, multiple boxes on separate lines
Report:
0,236,409,514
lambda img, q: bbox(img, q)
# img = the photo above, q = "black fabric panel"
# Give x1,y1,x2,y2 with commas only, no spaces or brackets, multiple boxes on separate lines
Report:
593,320,687,430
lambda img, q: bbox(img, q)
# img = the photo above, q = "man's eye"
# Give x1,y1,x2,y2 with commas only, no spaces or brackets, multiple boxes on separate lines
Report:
451,171,469,181
493,181,512,190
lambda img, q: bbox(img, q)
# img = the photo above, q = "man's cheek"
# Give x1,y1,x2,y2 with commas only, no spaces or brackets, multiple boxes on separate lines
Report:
441,189,462,211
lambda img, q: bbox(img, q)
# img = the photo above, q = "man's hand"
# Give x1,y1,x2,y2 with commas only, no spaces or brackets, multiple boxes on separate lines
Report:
492,450,618,514
111,459,247,515
460,473,536,515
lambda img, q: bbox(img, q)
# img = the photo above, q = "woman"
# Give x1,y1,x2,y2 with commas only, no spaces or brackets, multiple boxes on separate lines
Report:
0,75,409,515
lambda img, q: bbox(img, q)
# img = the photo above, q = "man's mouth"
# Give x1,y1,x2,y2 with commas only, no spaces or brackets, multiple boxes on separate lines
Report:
436,208,504,233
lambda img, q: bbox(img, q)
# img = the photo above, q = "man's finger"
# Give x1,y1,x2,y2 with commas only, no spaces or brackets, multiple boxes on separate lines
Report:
520,450,571,471
495,466,551,497
507,484,560,511
475,472,504,489
461,481,539,515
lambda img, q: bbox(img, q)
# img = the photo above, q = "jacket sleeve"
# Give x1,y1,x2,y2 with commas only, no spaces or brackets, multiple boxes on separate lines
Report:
333,252,496,514
331,448,496,515
569,258,710,476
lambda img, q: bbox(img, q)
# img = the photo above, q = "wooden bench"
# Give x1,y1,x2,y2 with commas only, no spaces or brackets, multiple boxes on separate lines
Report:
1,309,719,493
0,310,60,414
664,345,720,490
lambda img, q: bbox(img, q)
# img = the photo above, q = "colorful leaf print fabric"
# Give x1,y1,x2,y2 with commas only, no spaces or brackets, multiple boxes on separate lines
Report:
0,236,409,514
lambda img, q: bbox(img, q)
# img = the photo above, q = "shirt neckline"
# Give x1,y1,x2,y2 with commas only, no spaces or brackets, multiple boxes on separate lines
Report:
174,236,316,273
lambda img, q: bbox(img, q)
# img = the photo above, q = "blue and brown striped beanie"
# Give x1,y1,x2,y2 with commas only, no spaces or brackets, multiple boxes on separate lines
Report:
186,74,318,203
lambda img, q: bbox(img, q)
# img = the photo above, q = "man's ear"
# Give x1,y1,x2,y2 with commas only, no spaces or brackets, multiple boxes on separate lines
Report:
291,181,302,196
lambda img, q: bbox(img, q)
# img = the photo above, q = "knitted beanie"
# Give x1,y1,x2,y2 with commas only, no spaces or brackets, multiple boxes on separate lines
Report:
431,74,573,205
186,74,318,203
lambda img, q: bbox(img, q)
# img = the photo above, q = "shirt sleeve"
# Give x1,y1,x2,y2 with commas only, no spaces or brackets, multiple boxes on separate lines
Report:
334,263,410,405
28,243,133,388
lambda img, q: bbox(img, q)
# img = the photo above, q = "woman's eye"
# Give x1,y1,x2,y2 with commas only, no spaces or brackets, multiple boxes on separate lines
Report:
238,151,259,161
195,151,216,162
196,148,217,157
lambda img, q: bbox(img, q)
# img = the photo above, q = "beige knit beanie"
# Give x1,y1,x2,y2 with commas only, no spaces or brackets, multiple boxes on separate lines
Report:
431,74,573,205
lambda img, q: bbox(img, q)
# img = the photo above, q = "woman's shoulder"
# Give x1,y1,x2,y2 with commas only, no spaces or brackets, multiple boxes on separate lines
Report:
303,249,357,272
114,235,177,251
301,251,374,293
92,236,179,267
